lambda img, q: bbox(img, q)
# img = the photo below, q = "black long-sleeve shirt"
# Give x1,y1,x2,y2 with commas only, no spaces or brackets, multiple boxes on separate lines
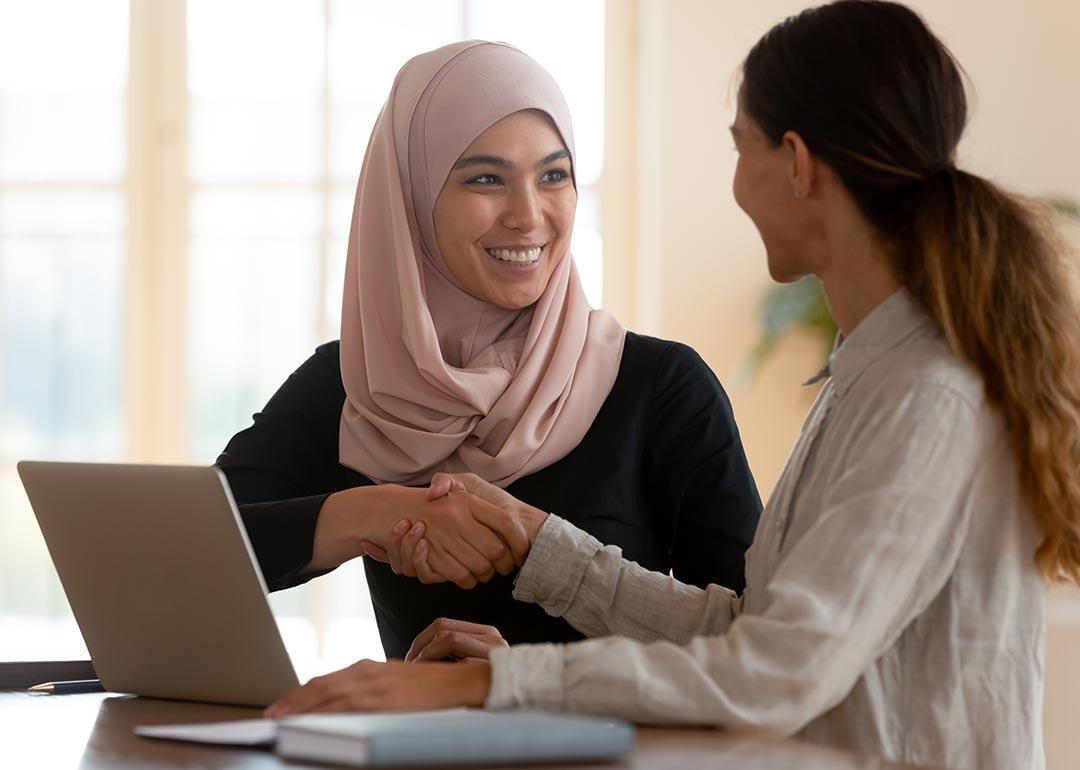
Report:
218,332,762,659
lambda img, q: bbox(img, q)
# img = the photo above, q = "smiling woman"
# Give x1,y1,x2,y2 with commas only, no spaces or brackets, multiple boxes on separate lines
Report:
216,40,762,662
434,111,576,311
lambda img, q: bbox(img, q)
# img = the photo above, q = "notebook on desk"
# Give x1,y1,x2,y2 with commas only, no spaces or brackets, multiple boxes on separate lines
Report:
17,461,300,707
136,709,635,766
278,710,635,766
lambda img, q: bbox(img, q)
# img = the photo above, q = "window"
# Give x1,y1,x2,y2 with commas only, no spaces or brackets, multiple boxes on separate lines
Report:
0,0,605,675
0,0,129,662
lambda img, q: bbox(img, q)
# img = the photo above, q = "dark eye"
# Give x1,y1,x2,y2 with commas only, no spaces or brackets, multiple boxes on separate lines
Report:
541,168,571,184
467,173,500,185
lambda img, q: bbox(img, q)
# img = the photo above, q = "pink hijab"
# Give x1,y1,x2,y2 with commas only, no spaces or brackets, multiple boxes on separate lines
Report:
338,41,626,487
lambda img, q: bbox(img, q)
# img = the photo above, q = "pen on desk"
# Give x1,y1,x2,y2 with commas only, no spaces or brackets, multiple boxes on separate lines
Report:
27,679,105,695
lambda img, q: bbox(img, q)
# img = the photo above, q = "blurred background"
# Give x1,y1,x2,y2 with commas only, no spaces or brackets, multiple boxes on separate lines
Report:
0,0,1077,765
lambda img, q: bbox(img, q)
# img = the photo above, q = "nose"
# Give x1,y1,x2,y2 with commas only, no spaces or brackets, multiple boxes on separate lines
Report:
500,184,543,233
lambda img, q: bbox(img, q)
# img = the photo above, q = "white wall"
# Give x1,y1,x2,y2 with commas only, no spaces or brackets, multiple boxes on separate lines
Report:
607,0,1080,491
604,1,1080,767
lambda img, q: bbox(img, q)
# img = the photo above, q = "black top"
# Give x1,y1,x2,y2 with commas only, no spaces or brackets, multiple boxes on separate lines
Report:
218,332,761,659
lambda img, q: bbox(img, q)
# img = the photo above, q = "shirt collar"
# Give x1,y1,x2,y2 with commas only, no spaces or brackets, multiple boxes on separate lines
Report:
802,288,933,395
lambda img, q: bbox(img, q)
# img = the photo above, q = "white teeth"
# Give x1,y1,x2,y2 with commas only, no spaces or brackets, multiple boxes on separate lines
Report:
486,247,542,263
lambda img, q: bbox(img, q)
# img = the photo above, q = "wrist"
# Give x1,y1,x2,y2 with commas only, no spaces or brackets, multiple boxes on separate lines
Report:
311,486,404,570
309,490,364,570
517,505,549,547
347,484,419,547
458,661,492,707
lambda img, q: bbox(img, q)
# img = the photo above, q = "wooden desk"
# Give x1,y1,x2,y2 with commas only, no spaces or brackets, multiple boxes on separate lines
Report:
1,690,922,769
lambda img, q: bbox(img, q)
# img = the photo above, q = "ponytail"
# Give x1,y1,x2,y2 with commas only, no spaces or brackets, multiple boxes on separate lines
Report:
741,0,1080,585
903,170,1080,584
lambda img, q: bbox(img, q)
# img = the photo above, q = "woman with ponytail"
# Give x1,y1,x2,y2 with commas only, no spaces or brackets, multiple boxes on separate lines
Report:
267,3,1078,768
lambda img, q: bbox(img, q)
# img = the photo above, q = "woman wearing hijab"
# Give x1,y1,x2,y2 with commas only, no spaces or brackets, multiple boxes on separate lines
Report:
266,3,1080,769
217,41,762,660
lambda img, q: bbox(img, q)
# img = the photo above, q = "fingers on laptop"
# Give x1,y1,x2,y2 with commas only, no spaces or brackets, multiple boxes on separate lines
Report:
264,659,483,717
265,661,376,716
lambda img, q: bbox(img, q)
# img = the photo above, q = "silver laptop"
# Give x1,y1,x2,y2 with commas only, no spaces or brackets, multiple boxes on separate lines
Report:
17,461,300,706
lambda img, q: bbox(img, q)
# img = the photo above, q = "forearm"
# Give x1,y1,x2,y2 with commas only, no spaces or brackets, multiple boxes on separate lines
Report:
515,515,740,643
305,485,405,572
487,627,832,734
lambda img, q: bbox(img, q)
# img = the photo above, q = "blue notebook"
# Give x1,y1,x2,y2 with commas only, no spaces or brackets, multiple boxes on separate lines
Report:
276,709,635,767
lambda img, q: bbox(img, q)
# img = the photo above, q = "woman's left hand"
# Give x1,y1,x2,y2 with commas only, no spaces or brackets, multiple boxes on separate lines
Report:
405,617,509,663
263,659,491,718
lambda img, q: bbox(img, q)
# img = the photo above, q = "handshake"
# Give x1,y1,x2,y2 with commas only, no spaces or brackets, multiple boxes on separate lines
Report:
312,472,551,591
265,473,551,718
260,470,548,717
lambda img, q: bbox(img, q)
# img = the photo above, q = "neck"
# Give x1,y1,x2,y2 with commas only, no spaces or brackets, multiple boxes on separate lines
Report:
815,209,902,338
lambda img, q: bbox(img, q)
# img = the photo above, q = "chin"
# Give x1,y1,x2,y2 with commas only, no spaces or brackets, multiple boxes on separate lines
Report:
489,273,550,310
496,292,542,310
764,248,810,284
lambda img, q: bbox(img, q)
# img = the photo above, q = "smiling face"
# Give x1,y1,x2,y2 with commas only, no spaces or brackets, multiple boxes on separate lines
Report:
433,109,576,310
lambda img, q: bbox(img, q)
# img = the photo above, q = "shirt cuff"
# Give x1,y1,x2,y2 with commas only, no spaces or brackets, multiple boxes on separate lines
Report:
512,514,602,616
485,642,566,711
237,494,330,591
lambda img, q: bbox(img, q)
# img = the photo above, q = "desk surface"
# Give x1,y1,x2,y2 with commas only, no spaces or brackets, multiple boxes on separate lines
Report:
1,690,922,769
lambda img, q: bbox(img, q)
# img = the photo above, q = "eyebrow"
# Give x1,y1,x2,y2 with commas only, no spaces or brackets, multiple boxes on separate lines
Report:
453,154,510,170
539,149,571,166
452,148,571,171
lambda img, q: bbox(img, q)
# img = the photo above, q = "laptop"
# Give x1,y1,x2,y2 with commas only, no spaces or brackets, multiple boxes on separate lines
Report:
17,461,300,707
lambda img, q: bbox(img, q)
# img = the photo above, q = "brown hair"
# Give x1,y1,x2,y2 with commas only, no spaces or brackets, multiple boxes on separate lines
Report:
742,0,1080,584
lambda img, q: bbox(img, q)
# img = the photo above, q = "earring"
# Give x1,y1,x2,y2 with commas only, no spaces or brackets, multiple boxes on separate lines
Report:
793,189,802,199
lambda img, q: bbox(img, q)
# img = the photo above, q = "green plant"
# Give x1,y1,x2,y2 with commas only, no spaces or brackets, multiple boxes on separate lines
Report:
745,276,836,380
1048,197,1080,219
746,196,1080,379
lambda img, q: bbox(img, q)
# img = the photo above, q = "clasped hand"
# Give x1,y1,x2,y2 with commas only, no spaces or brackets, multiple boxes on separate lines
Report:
361,472,548,588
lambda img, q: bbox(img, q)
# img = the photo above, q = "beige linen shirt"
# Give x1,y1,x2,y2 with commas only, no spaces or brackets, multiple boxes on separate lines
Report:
486,290,1045,770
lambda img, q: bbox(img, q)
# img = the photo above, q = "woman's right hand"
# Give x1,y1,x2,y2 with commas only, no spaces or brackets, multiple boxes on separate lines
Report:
361,474,548,587
404,489,528,587
311,484,527,589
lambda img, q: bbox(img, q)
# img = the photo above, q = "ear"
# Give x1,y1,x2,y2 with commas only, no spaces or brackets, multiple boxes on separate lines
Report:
781,130,815,200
